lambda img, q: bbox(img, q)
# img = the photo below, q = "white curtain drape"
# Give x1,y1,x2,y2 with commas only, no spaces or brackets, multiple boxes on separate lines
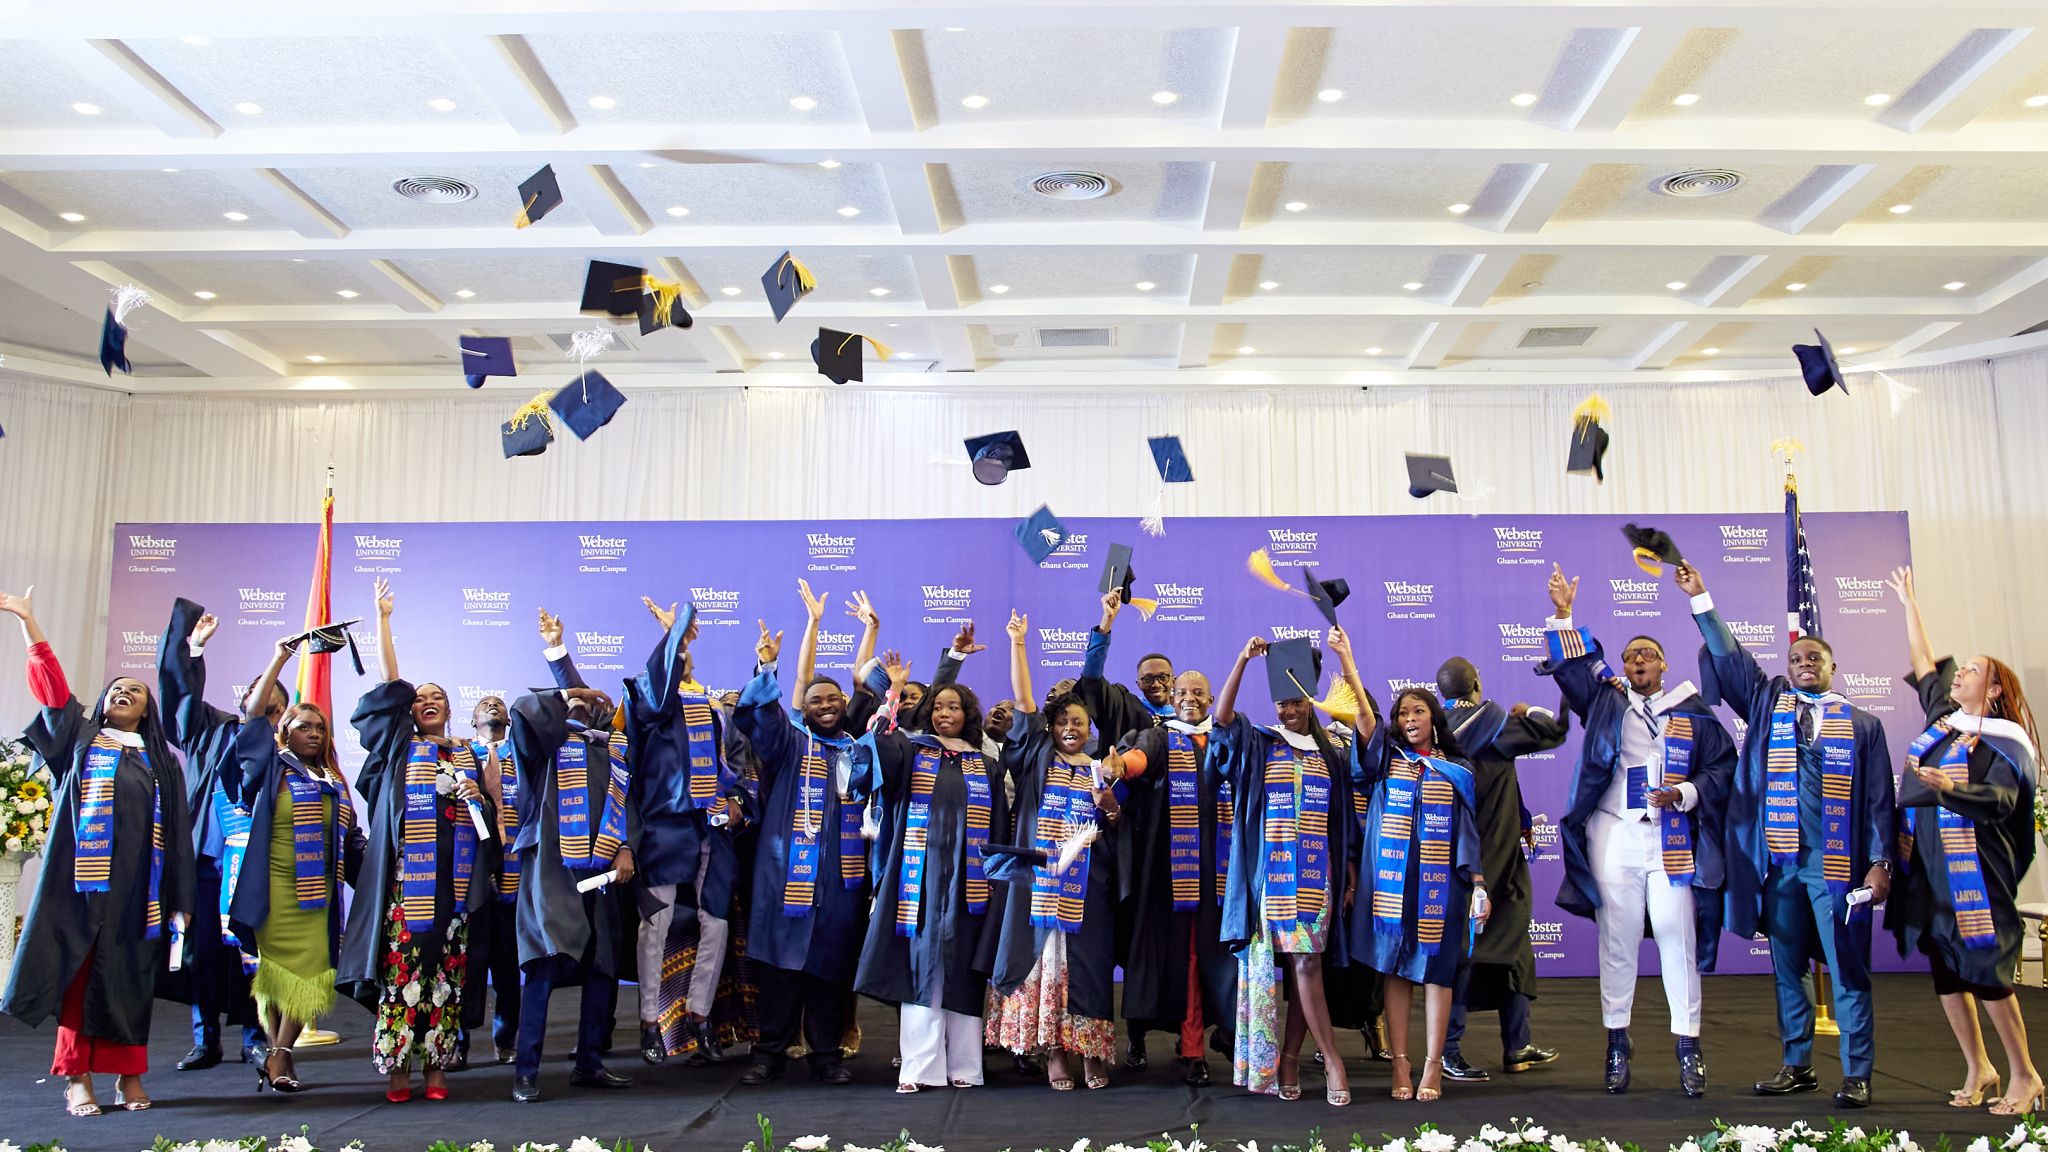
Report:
3,354,2044,727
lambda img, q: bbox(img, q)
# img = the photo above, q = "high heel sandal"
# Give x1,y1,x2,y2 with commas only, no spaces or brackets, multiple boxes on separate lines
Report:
64,1079,101,1118
1989,1087,2047,1117
1951,1072,2001,1108
268,1050,303,1094
1389,1054,1414,1101
1277,1053,1303,1101
1083,1058,1110,1091
112,1076,151,1112
1415,1058,1443,1103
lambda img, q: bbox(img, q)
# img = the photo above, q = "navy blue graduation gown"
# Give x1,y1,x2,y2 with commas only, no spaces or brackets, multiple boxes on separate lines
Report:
225,717,363,961
622,626,740,914
732,666,872,981
1212,714,1356,964
1116,723,1237,1027
1346,730,1480,986
1446,699,1569,989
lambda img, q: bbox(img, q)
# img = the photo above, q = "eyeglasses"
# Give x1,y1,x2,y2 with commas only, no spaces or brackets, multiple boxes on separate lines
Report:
1621,646,1663,661
1136,672,1174,685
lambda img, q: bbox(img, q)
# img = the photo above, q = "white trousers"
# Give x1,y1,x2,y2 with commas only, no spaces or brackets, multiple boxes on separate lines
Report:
898,964,984,1087
637,842,729,1022
1588,811,1701,1036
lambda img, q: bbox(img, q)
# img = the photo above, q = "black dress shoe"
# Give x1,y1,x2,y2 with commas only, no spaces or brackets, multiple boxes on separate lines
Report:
640,1024,667,1066
1754,1065,1819,1095
450,1050,471,1072
1679,1050,1707,1098
495,1046,517,1066
177,1045,223,1071
570,1067,633,1090
1503,1045,1557,1073
1124,1038,1148,1070
697,1017,726,1064
511,1076,540,1103
1440,1052,1491,1083
1605,1037,1632,1095
739,1061,781,1085
1833,1077,1871,1108
1012,1052,1042,1075
813,1061,853,1085
1182,1058,1211,1086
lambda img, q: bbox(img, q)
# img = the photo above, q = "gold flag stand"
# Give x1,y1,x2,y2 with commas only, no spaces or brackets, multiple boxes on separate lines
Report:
1812,962,1839,1036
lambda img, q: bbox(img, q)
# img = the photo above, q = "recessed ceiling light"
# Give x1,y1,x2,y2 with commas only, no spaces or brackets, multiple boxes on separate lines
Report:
988,284,1010,294
1889,203,1913,215
2027,95,2048,108
1152,91,1178,105
944,27,966,32
837,205,861,217
1365,346,1383,355
869,286,890,296
233,101,263,115
720,286,741,296
1666,281,1688,290
1283,201,1307,212
1447,202,1470,215
1510,92,1539,107
454,289,475,298
768,351,785,359
789,96,818,111
1672,93,1701,106
222,210,249,221
161,167,179,173
181,34,207,45
1317,88,1344,103
427,98,457,112
335,289,359,299
1521,281,1542,289
1402,281,1423,291
1944,280,1967,290
192,290,216,300
1864,93,1891,107
1133,281,1154,291
1701,347,1720,356
818,159,842,169
666,205,690,218
305,354,326,363
1784,281,1806,292
58,211,85,222
1237,346,1256,355
289,257,305,262
1259,280,1279,290
587,95,616,110
637,162,656,168
961,94,989,109
1837,347,1858,355
71,102,101,116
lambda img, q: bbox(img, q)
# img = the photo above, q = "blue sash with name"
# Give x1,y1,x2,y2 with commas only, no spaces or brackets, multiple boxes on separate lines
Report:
555,733,629,871
1029,759,1095,933
76,737,167,939
1658,714,1697,886
282,757,349,910
1260,737,1330,930
400,740,478,931
1906,721,1996,949
785,731,864,917
472,739,519,901
898,744,992,936
211,787,257,973
1165,730,1202,911
1766,693,1855,892
681,696,724,809
1373,750,1463,954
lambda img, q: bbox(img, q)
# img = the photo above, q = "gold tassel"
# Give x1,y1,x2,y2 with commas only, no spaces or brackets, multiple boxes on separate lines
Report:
1312,677,1360,725
1128,597,1160,620
837,332,893,362
778,253,817,295
641,276,684,327
1571,392,1611,427
1247,548,1298,594
1631,547,1665,578
513,192,540,230
508,391,554,432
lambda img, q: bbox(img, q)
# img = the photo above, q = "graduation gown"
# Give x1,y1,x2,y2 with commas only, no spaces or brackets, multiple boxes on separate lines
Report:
1115,722,1236,1028
1538,630,1736,968
1212,714,1355,964
1445,700,1568,1002
337,680,497,1009
622,626,739,912
1887,658,2037,990
733,666,872,981
1346,730,1481,987
984,709,1123,1021
225,717,364,959
1694,607,1896,949
508,684,642,978
3,696,194,1045
855,731,1008,1015
1076,628,1170,758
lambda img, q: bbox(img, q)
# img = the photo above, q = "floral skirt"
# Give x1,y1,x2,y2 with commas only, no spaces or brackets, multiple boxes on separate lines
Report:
983,932,1113,1060
1234,904,1329,1095
371,881,470,1074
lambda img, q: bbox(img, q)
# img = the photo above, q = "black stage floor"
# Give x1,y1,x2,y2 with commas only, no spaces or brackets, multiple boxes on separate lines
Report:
2,974,2039,1151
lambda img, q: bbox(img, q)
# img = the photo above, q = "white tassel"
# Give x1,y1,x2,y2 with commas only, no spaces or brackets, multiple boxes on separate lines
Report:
1877,370,1918,417
568,326,614,401
110,284,151,325
1454,480,1497,517
1139,488,1166,537
1055,823,1099,875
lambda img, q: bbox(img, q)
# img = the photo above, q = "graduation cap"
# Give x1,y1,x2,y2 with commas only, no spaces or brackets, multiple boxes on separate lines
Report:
1265,637,1323,704
762,251,817,323
99,309,131,376
964,431,1030,486
811,328,891,385
514,165,563,229
636,278,692,335
1621,522,1684,577
501,392,555,458
1568,394,1611,482
286,619,365,676
1793,329,1848,397
581,260,646,318
1099,542,1136,603
1014,504,1068,565
1148,435,1194,483
1405,452,1458,498
1299,566,1350,628
980,842,1049,884
460,336,516,389
547,371,627,441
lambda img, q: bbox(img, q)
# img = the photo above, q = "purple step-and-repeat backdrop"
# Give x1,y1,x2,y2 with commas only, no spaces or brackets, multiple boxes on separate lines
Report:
105,511,1919,977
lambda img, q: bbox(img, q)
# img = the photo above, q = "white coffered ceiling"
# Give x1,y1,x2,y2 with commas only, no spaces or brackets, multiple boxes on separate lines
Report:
4,0,2048,391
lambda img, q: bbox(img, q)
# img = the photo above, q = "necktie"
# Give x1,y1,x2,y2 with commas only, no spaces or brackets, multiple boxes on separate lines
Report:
1798,702,1817,748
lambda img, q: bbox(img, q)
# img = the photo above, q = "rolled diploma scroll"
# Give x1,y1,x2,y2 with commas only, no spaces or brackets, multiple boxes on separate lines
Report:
576,869,619,894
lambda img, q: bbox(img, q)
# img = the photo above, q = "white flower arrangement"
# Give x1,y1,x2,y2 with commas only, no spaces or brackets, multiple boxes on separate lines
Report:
0,737,54,858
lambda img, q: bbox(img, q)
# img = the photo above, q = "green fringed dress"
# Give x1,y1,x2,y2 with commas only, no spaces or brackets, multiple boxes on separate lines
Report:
253,789,339,1024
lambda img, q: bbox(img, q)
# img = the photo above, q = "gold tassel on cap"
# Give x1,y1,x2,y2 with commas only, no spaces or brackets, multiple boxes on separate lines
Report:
513,192,540,230
641,275,684,327
838,332,893,362
1247,548,1304,595
508,391,554,433
1312,677,1361,726
1572,393,1611,427
1128,596,1160,620
777,253,817,295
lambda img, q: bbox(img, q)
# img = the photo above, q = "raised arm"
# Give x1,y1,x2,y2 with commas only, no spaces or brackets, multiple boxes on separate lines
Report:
792,579,827,711
734,618,796,784
244,636,296,735
1325,624,1374,745
1675,561,1773,719
539,606,592,691
1534,563,1612,721
373,577,400,683
158,598,239,753
0,586,47,651
1007,610,1035,713
1886,566,1937,681
848,590,880,675
1213,635,1266,728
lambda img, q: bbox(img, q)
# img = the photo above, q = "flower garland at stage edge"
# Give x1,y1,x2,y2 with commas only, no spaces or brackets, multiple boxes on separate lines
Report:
0,737,54,855
3,1115,2036,1152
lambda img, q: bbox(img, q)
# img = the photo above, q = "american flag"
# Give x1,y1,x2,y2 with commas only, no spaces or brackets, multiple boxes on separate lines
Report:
1785,474,1822,641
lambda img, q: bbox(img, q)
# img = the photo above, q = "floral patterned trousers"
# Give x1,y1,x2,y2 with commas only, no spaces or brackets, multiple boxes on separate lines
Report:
371,881,470,1074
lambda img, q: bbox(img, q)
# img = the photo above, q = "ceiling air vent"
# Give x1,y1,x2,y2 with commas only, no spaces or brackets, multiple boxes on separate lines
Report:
1037,327,1115,348
392,176,479,203
1654,169,1745,197
544,330,637,354
1026,171,1116,200
1516,325,1599,349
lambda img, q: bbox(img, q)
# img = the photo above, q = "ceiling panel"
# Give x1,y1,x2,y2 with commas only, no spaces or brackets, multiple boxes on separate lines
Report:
0,276,185,369
1274,24,1582,121
394,254,597,305
125,37,498,128
524,31,864,126
1244,250,1480,297
728,321,941,368
956,252,1193,300
0,169,286,232
117,259,381,306
1669,320,1921,365
916,27,1231,124
1214,320,1430,359
1249,159,1509,224
1851,162,2048,225
611,162,890,227
671,250,919,306
277,165,593,231
1752,250,2034,299
1493,251,1730,299
1553,163,1818,222
1624,25,1971,121
935,161,1209,225
1459,320,1671,361
971,322,1180,362
0,41,152,129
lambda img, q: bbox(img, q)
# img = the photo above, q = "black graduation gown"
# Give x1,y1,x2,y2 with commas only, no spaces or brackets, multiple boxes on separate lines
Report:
1887,658,2036,990
855,731,1009,1015
985,710,1122,1022
225,716,364,961
1447,700,1568,1006
337,680,497,1009
1116,723,1236,1030
3,696,194,1045
509,688,642,978
622,626,738,912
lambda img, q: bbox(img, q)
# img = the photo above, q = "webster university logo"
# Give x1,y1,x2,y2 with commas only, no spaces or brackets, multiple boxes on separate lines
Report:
127,533,177,560
807,533,856,559
122,629,161,659
1840,672,1894,702
1383,580,1434,608
1718,525,1769,552
690,587,741,614
1726,620,1777,650
1037,627,1089,656
1833,576,1887,604
457,685,508,708
237,587,288,615
1497,622,1544,651
1493,527,1542,552
353,534,402,560
1051,532,1088,558
579,534,627,560
921,584,972,612
815,629,855,659
1270,625,1323,646
574,631,626,658
1152,582,1203,609
1265,528,1318,557
461,587,512,615
1387,677,1434,696
1609,578,1661,607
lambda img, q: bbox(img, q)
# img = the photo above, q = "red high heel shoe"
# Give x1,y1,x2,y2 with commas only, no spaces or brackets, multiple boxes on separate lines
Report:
424,1083,450,1101
385,1086,412,1103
